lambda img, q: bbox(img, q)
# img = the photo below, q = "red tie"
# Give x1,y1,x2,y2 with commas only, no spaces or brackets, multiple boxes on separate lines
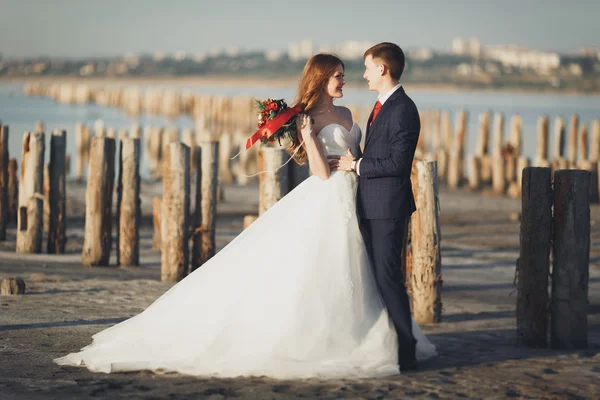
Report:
370,100,382,126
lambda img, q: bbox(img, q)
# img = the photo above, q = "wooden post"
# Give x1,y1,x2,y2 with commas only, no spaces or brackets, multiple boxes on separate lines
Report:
430,110,441,154
192,141,219,270
35,121,44,134
590,120,600,163
94,119,105,138
577,122,588,167
16,132,45,254
243,215,258,230
182,128,197,175
1,277,26,295
579,160,599,203
410,160,442,324
508,114,523,157
8,159,18,224
437,110,452,181
551,170,590,349
467,155,481,190
43,164,49,233
115,131,126,265
492,113,504,157
535,115,550,167
161,142,190,282
148,127,163,180
516,157,531,188
118,138,141,266
492,155,505,195
553,116,566,167
218,132,234,184
516,167,552,347
82,137,116,266
441,110,452,157
475,111,490,157
152,197,162,250
47,130,67,254
505,154,517,185
288,162,310,191
567,114,579,168
436,150,448,183
75,123,87,181
259,147,290,215
0,125,8,240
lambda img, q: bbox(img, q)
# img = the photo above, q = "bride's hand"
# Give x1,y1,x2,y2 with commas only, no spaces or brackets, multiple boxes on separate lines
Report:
296,113,314,142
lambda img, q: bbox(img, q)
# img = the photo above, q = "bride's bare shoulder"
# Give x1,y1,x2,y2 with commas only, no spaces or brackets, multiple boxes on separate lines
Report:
335,106,353,124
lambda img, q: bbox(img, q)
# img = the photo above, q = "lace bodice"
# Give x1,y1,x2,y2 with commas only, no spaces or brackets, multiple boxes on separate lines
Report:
317,123,361,157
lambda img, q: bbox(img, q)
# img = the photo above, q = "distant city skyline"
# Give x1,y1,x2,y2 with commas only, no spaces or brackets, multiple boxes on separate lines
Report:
1,0,599,58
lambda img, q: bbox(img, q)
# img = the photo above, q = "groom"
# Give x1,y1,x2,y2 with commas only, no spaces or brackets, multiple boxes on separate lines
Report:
328,42,420,372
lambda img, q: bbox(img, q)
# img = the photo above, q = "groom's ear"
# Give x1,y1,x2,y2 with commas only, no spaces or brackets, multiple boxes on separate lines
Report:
379,64,387,77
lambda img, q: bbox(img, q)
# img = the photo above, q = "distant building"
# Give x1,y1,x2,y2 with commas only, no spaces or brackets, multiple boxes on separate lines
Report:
319,41,373,60
484,45,560,74
226,46,240,57
174,51,187,61
452,37,481,58
79,63,95,76
264,49,283,62
288,40,314,61
408,48,433,61
152,51,166,62
193,53,207,63
208,48,223,58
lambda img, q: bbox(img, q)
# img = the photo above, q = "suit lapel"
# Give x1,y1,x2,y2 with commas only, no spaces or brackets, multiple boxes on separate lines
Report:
365,86,404,148
365,87,405,148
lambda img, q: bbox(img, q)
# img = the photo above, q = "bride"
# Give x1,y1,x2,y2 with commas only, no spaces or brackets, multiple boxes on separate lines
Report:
54,53,437,379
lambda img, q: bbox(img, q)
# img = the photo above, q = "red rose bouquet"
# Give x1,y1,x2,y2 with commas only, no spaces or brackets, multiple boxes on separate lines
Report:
245,98,305,150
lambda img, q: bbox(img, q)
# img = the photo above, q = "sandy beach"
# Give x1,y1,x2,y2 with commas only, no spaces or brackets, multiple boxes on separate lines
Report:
0,179,599,399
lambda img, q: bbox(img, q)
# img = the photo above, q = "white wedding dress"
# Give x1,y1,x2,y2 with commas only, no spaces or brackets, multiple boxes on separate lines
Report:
55,122,437,379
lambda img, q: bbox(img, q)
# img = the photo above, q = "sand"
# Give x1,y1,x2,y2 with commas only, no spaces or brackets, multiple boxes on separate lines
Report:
1,181,599,399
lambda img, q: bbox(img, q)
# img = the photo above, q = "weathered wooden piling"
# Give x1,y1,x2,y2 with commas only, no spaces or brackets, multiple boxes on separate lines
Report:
152,197,162,250
535,115,550,167
553,116,566,167
259,147,290,215
16,132,45,254
1,277,26,295
47,130,67,254
567,114,579,168
161,143,190,282
467,155,481,190
551,170,590,349
118,138,141,266
191,141,219,270
577,122,588,167
0,125,8,240
81,137,116,266
516,167,552,347
8,159,18,224
409,160,442,324
590,120,600,162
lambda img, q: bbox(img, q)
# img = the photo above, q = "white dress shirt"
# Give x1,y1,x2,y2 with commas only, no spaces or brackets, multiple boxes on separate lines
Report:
355,84,402,176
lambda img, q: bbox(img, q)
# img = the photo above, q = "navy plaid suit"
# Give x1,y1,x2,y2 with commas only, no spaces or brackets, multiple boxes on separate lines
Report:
357,86,420,364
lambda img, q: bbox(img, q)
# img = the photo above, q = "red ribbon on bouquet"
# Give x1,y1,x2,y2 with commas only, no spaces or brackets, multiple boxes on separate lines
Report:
245,104,304,150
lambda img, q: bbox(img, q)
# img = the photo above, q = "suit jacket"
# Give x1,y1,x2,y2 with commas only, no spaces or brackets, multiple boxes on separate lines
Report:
357,86,420,220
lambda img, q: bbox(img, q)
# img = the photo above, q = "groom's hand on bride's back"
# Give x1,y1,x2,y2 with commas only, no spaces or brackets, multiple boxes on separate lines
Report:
328,148,357,171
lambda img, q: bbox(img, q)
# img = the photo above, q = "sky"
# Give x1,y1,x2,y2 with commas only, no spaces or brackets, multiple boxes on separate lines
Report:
0,0,599,58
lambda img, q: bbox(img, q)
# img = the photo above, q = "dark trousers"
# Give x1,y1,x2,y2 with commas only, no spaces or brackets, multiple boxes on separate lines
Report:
360,217,417,362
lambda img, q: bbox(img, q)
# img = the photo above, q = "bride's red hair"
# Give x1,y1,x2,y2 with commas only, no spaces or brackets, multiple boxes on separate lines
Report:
288,54,345,165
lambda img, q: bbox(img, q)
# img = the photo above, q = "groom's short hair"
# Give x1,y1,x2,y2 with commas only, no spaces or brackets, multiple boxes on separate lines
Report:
364,42,405,81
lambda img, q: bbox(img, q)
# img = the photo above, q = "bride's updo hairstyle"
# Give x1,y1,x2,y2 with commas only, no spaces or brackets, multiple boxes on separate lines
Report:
289,53,345,165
